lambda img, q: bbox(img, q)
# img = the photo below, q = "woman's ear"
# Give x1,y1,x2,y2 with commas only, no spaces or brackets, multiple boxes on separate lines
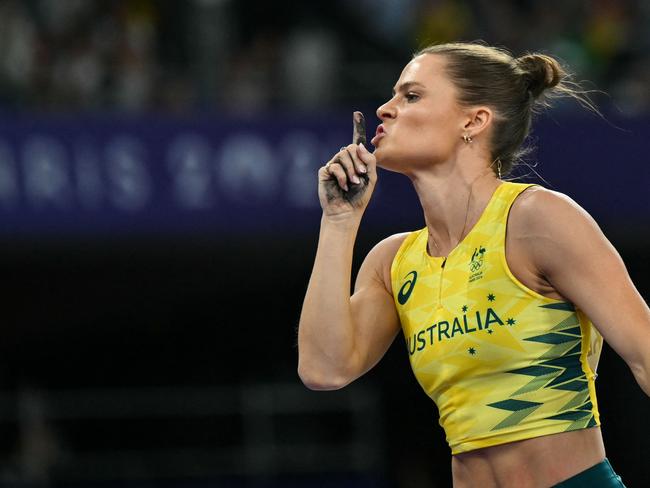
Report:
463,107,493,138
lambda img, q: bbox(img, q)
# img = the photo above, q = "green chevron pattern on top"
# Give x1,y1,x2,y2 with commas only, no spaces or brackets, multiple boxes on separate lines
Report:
509,374,557,396
548,395,595,430
559,389,590,411
540,353,581,369
550,313,579,330
508,365,558,377
539,341,580,360
546,368,585,388
488,304,595,431
488,399,543,411
558,326,582,336
524,331,580,344
563,342,583,357
553,379,589,392
487,399,543,430
561,412,597,431
539,302,576,311
548,410,591,422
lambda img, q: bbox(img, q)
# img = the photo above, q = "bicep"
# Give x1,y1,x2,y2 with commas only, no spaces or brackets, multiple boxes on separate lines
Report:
348,235,405,375
527,193,650,371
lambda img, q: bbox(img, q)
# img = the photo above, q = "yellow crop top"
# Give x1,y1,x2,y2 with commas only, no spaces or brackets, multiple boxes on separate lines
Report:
390,182,603,454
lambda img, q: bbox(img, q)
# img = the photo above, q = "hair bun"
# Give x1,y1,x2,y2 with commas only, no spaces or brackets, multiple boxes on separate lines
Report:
516,54,564,98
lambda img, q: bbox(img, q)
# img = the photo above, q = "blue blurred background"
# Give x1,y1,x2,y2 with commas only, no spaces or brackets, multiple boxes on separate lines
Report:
0,1,648,486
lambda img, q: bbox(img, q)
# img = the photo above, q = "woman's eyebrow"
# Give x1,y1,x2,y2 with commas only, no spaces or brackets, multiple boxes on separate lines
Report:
391,81,425,96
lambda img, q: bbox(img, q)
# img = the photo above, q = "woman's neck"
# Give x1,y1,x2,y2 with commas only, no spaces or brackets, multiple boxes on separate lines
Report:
409,159,500,257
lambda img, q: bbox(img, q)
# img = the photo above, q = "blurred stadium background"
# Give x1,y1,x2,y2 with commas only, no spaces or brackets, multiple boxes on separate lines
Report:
0,1,648,486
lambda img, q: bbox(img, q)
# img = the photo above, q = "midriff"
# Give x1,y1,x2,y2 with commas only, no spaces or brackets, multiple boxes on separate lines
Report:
451,427,606,488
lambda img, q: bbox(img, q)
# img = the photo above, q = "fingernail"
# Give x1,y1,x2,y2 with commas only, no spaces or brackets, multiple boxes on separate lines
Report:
352,175,360,184
358,164,367,173
358,142,366,151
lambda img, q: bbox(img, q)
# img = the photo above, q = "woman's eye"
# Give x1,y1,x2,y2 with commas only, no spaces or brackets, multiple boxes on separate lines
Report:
405,93,420,102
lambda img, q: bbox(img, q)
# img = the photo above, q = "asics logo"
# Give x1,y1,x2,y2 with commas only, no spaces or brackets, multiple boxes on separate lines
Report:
398,271,417,305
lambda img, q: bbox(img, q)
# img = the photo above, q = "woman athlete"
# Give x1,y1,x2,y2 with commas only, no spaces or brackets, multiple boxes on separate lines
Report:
297,42,649,487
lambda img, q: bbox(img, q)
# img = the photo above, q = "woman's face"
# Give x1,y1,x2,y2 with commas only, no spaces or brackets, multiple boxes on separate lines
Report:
373,54,467,173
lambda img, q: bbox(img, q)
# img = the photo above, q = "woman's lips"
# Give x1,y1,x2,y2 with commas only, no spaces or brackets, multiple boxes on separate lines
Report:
371,133,385,146
371,125,386,146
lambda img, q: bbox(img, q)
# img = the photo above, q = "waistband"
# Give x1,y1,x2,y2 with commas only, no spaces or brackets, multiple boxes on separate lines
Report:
553,458,625,487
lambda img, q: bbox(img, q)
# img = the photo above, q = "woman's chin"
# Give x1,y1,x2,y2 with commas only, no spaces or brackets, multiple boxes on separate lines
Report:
374,152,402,173
372,146,386,166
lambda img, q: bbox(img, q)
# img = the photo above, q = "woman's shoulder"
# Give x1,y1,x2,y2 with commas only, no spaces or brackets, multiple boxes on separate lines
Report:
505,185,606,298
507,184,607,278
509,185,597,232
362,231,418,293
369,231,415,262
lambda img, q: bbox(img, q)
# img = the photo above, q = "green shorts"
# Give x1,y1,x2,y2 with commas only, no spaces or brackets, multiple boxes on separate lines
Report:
553,458,625,487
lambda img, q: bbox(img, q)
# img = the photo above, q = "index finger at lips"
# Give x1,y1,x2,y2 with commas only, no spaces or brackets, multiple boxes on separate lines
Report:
352,111,366,146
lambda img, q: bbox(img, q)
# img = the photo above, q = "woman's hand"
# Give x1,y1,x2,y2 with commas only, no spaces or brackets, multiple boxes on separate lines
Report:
318,112,377,219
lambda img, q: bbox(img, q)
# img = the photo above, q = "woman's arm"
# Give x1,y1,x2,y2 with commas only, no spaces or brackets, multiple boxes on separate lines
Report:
297,113,403,390
298,229,405,390
511,188,650,396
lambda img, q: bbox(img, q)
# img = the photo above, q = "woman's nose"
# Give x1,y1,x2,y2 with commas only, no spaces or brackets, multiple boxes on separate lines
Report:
376,100,396,120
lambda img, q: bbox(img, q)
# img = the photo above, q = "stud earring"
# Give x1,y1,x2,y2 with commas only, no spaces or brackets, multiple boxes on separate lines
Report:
463,134,473,143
